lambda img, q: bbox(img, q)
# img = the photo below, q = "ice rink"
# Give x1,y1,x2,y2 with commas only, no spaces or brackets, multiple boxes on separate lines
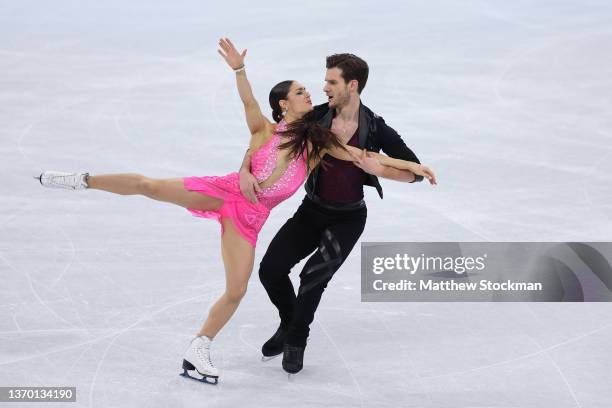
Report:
1,0,612,406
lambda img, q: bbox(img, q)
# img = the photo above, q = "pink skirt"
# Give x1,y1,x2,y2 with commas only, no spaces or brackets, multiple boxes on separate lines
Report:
183,173,270,247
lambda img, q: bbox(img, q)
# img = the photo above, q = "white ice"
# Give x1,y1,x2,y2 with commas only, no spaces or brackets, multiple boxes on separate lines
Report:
1,0,612,407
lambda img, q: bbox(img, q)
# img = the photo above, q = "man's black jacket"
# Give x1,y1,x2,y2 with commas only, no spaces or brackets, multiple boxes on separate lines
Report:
305,102,423,200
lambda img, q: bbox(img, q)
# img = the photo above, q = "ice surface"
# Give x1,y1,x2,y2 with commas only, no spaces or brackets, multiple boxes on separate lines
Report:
1,1,612,407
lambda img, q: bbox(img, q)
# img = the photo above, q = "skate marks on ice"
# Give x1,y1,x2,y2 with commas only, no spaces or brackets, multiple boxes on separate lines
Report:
86,290,222,406
3,1,612,407
0,223,82,333
313,318,365,407
222,319,366,402
412,310,612,408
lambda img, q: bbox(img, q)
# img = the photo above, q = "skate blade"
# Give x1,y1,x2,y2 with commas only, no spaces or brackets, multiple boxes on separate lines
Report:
261,354,281,362
179,369,219,385
284,366,302,380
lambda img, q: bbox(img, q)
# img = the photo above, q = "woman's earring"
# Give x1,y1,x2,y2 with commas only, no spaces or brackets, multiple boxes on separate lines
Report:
282,109,287,116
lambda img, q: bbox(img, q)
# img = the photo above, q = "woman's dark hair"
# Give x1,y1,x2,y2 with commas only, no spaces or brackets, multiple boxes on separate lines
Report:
269,80,294,123
277,111,347,171
269,80,348,170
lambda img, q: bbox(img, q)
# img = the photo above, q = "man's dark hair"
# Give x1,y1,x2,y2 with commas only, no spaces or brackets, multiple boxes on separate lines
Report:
326,53,369,94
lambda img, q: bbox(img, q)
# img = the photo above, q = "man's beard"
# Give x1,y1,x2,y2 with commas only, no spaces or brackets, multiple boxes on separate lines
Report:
330,91,349,108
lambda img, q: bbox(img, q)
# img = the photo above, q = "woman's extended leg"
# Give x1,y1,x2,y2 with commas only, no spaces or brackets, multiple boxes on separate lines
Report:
87,173,223,211
197,217,255,338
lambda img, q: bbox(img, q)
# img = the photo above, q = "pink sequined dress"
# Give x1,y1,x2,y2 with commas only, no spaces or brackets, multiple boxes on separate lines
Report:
183,121,307,247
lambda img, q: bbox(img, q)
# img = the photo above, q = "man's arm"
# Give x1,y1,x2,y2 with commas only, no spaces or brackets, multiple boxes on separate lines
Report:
324,144,434,184
238,148,261,204
376,118,424,182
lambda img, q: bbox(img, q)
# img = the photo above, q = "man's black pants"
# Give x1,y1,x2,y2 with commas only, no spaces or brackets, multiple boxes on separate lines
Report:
259,196,367,347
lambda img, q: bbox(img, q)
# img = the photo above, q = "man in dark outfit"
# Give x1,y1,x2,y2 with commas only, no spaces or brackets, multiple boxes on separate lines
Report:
239,54,424,373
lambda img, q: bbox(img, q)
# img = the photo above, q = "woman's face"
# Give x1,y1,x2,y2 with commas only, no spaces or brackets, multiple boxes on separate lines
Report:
282,81,313,117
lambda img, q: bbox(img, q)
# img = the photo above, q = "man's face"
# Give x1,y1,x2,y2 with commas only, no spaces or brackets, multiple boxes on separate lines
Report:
323,67,350,109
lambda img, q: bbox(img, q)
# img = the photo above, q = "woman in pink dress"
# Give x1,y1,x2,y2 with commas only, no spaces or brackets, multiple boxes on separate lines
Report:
37,38,436,384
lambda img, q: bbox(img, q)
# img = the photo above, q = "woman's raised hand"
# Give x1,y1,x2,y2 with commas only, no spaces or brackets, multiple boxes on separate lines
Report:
217,37,246,70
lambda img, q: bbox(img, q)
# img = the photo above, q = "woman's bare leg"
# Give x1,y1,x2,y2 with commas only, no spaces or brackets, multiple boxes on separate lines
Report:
197,218,255,338
89,175,254,336
87,173,223,211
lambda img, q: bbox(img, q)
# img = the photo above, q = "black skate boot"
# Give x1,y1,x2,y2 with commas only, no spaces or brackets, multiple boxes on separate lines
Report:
261,326,288,361
282,344,304,374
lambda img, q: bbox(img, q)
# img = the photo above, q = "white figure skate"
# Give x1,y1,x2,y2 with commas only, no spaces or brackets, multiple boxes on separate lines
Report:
180,336,219,385
36,171,89,190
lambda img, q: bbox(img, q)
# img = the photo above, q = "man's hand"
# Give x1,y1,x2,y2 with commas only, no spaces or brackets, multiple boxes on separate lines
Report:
351,148,386,176
239,168,261,204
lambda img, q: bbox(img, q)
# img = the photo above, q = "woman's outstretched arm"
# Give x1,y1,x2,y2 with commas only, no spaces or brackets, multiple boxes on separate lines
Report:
323,145,437,185
217,37,270,136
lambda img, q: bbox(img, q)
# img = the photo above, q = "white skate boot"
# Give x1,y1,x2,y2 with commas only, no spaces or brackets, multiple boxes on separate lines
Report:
180,336,219,385
36,171,89,190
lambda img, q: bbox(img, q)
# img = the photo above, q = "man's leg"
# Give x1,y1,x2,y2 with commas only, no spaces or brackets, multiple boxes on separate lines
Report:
258,201,321,328
287,209,367,347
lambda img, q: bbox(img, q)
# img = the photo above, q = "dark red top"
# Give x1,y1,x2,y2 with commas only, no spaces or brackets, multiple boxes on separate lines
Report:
315,128,366,204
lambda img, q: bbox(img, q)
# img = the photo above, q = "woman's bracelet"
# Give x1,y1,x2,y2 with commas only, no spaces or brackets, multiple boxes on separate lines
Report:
234,65,245,73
